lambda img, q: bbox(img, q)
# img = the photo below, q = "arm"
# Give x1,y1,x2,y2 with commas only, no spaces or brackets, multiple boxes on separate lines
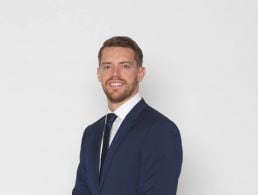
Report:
72,129,91,195
138,121,183,195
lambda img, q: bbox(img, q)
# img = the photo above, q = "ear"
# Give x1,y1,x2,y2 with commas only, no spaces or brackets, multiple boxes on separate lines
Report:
137,66,146,82
97,67,101,82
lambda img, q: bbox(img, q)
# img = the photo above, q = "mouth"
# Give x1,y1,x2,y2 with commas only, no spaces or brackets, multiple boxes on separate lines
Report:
108,80,124,88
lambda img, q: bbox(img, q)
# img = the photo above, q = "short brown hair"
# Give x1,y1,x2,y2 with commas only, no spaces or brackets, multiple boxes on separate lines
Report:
98,36,143,66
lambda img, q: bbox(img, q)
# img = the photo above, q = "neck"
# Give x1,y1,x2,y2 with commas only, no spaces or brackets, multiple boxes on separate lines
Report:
108,92,138,112
108,101,126,112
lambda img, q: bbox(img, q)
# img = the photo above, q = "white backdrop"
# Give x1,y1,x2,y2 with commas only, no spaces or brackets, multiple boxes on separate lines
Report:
0,0,257,195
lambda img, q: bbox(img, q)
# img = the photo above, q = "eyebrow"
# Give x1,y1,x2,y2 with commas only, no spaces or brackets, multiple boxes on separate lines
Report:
119,61,132,64
100,62,112,66
100,61,133,65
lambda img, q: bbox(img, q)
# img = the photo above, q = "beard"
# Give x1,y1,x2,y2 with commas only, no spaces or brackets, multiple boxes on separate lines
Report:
102,78,139,103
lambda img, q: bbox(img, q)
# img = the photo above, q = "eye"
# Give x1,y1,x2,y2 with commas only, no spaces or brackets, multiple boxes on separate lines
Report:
102,64,112,70
122,63,131,69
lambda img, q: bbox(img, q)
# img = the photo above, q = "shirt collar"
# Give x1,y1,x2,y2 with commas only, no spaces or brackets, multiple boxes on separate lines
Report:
108,93,142,120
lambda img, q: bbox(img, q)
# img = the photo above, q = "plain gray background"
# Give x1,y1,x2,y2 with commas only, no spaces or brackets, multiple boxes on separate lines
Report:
0,0,257,195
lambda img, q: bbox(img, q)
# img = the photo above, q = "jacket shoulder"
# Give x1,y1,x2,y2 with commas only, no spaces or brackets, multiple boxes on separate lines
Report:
138,105,180,135
81,116,105,138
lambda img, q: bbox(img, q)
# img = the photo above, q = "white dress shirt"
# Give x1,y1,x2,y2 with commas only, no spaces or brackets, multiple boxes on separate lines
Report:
107,92,142,146
99,93,142,169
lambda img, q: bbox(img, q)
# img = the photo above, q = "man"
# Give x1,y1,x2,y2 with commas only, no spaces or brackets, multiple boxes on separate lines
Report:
72,36,183,195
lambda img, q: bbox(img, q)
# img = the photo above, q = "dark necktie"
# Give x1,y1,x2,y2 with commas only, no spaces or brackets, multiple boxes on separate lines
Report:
99,113,117,179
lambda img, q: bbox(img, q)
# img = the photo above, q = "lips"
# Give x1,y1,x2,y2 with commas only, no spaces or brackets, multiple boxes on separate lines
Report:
108,80,124,88
110,82,122,87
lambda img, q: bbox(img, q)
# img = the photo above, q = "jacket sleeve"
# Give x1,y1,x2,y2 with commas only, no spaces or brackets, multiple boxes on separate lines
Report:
72,128,91,195
138,121,183,195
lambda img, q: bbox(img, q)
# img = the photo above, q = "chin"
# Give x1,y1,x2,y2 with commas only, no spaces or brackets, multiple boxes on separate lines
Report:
108,95,128,103
104,87,136,104
107,92,130,103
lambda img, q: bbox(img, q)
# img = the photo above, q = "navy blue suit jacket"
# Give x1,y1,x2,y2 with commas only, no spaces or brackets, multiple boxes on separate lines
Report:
73,99,182,195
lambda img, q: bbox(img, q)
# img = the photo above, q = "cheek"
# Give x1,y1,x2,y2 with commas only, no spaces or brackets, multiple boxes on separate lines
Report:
123,70,138,79
127,75,139,84
97,71,103,82
97,75,101,82
97,74,103,82
98,73,109,82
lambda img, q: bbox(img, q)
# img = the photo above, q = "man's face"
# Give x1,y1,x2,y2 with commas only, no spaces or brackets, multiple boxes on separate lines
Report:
97,47,145,104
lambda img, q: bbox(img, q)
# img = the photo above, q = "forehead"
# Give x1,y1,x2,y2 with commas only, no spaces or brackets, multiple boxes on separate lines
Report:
101,47,136,61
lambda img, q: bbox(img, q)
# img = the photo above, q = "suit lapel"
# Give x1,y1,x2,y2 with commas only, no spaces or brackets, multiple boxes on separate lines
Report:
98,99,148,190
88,118,105,191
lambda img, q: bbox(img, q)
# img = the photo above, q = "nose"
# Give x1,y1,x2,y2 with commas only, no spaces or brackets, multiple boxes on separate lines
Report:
112,65,120,77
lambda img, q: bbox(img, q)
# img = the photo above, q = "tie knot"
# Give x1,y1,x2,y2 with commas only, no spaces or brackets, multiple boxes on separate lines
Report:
106,113,117,125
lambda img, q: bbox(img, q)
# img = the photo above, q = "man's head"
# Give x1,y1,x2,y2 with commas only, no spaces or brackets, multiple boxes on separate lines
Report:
98,36,143,66
97,36,145,109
